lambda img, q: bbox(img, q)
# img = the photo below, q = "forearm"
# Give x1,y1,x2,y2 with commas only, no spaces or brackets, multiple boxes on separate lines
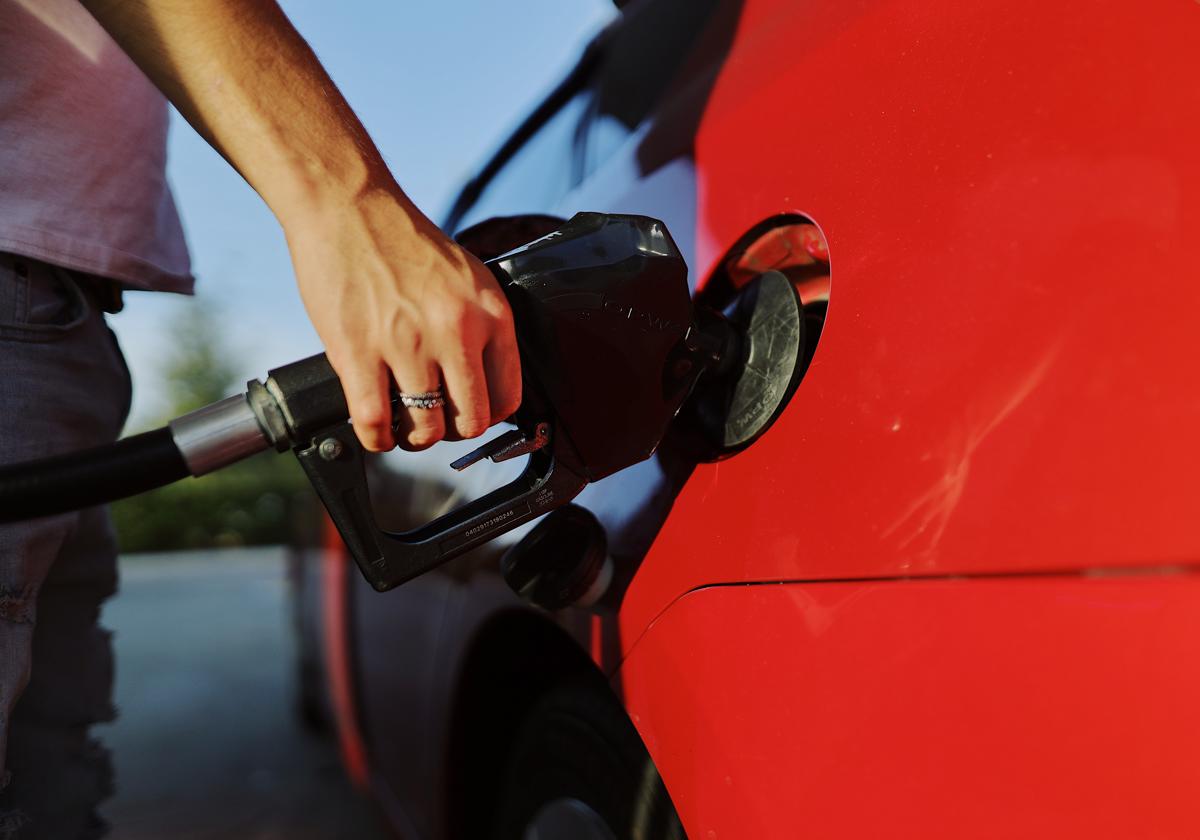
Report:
79,0,521,452
80,0,408,227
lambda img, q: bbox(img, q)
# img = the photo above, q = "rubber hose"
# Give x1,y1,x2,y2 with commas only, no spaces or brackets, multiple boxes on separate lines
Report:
0,428,190,523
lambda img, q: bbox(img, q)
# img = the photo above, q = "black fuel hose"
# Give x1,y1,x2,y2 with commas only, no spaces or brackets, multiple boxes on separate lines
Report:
0,428,189,523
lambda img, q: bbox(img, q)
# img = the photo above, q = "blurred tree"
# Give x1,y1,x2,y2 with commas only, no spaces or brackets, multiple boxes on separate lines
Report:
112,300,314,553
160,301,239,417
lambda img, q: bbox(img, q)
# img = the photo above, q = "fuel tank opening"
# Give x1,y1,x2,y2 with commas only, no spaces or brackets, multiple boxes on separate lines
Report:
681,215,830,459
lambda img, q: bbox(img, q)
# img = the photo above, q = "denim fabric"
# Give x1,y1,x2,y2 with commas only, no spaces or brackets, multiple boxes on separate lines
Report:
0,253,131,839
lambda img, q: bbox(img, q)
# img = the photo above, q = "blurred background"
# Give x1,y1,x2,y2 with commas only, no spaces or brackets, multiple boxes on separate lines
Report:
108,0,617,552
94,3,616,837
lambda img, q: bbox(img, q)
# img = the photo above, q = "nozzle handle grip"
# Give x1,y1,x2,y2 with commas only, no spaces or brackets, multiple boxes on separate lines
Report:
294,421,586,591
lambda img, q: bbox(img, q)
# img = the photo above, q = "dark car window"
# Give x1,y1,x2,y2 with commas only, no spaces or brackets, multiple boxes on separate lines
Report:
578,0,729,180
448,0,736,231
455,92,590,230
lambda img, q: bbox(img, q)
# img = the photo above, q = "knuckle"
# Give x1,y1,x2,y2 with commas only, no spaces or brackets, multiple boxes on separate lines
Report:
457,415,489,439
388,326,422,357
489,306,515,337
432,299,472,333
496,396,521,422
357,427,392,453
481,288,512,321
383,306,423,352
353,403,390,430
405,412,444,450
406,428,440,450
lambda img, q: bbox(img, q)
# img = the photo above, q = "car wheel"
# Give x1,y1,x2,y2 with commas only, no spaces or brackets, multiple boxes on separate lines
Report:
492,680,686,840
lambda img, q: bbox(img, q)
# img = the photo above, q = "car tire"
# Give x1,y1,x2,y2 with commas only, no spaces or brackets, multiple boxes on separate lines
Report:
492,679,686,840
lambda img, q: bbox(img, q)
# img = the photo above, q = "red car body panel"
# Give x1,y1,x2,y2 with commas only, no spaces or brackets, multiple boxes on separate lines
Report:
617,0,1200,643
619,574,1200,838
317,1,1200,835
608,0,1200,834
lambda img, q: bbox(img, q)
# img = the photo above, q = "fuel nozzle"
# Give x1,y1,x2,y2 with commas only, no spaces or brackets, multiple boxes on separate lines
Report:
269,213,723,592
0,213,754,592
490,212,718,482
678,270,807,459
277,214,804,593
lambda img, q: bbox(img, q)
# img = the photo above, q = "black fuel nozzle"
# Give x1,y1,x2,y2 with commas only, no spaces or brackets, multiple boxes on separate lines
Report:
490,212,717,480
265,213,726,591
679,270,807,459
0,214,739,587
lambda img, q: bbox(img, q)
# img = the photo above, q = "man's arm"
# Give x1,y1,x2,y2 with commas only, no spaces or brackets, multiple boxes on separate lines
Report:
78,0,521,452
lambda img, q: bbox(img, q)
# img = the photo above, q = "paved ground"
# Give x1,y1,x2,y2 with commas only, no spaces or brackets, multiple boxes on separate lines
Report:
96,548,392,840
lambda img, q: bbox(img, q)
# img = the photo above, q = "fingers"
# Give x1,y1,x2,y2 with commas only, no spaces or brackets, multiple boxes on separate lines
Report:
441,261,519,438
336,356,395,452
389,356,446,451
337,306,520,451
483,321,522,425
320,244,519,452
440,339,491,441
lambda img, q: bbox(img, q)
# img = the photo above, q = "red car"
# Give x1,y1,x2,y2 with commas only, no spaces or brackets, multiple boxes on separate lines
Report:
293,0,1200,837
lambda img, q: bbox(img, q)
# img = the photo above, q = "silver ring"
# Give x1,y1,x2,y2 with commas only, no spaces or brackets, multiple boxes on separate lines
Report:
397,390,446,410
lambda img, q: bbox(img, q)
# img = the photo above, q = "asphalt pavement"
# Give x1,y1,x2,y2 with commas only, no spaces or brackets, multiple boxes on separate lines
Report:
97,548,392,840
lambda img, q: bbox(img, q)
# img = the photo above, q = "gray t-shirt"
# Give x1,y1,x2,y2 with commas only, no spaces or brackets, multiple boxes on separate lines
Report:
0,0,192,292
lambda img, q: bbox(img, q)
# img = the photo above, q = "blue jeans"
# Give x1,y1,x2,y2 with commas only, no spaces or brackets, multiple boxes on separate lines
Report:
0,253,130,839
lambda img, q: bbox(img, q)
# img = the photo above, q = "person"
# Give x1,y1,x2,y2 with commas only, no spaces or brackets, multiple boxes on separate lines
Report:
0,1,522,836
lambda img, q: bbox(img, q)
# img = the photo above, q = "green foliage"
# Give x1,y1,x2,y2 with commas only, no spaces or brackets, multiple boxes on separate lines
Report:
160,301,240,416
111,452,315,552
113,300,318,552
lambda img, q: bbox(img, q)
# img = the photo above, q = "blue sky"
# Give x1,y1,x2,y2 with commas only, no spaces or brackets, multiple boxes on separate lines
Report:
110,0,615,427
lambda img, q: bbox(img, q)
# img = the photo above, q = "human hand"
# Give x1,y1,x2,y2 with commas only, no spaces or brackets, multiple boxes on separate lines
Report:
286,187,521,452
77,0,522,453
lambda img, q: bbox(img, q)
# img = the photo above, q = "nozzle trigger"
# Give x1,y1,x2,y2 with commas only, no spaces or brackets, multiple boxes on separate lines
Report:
451,422,551,471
